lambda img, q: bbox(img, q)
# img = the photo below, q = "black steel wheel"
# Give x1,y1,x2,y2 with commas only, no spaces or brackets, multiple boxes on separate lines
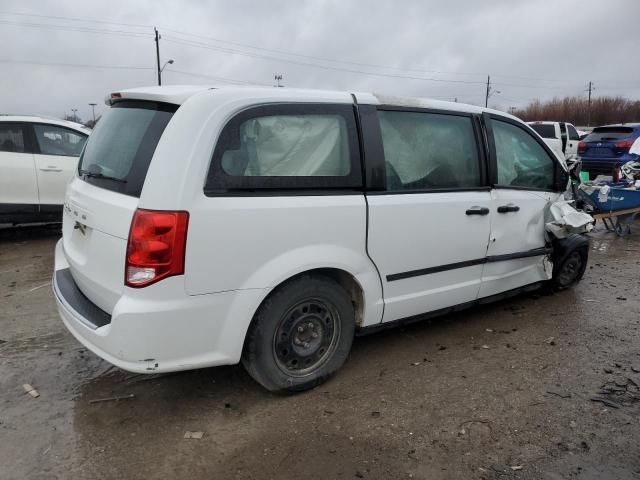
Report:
272,298,341,377
552,247,588,290
242,275,355,393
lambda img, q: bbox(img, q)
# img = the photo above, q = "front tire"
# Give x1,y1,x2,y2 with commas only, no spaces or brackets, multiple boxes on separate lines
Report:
242,275,355,393
551,246,588,290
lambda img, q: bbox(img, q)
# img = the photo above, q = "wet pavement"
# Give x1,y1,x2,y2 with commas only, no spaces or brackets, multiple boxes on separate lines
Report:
1,224,640,479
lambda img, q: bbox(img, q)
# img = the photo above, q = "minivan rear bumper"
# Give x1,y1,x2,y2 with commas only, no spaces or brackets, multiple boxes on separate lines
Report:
53,239,268,373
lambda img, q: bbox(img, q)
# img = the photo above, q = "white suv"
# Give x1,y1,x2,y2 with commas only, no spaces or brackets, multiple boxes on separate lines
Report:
53,86,589,392
0,116,90,224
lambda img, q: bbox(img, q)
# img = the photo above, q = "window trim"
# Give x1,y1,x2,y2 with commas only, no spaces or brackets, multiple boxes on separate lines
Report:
0,122,33,154
203,103,363,196
365,105,488,195
484,113,566,193
31,122,88,157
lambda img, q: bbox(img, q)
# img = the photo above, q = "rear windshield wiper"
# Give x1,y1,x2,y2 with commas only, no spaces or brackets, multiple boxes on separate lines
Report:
79,169,127,183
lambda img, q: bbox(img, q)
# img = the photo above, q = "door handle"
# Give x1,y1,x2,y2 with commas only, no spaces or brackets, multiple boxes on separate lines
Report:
40,167,62,172
497,204,520,213
465,206,490,216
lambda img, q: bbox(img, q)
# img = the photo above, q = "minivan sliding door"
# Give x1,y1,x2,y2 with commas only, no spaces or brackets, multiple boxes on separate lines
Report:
363,107,491,323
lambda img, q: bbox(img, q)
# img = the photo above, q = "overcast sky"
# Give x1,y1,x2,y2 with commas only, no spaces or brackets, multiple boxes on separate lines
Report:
1,0,639,122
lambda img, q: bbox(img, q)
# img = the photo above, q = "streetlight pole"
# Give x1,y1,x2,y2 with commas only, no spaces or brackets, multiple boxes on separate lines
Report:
71,109,78,122
88,103,97,124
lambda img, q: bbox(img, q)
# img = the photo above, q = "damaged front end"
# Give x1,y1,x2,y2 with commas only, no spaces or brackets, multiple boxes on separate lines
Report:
545,200,594,239
543,197,592,289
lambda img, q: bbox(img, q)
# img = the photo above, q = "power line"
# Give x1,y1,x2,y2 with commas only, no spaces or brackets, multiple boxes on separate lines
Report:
1,10,635,91
155,26,589,87
0,10,151,29
163,36,586,91
163,36,488,86
0,19,151,38
0,58,154,71
1,11,638,94
165,68,271,86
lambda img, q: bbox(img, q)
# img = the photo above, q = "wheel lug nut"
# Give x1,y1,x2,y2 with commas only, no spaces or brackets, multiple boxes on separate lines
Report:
312,332,318,338
303,342,310,348
297,326,304,333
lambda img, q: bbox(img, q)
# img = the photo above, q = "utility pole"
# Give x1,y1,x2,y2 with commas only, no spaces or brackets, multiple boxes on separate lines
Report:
484,75,500,108
587,81,594,127
485,75,490,108
88,103,97,124
155,27,162,86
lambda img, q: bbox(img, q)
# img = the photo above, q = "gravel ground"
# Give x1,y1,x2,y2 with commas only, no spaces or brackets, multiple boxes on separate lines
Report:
1,224,639,480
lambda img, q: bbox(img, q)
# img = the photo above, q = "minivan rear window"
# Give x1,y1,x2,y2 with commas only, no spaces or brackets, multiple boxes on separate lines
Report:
78,100,176,197
584,126,634,142
529,124,556,139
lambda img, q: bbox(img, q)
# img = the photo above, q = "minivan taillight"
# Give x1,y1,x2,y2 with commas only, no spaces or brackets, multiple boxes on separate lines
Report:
125,209,189,288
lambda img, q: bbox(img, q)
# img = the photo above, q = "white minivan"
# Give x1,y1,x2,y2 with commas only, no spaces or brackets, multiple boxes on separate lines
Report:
54,86,589,392
0,116,90,224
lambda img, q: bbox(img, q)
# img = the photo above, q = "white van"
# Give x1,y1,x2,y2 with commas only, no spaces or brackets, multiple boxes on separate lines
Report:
0,116,90,224
54,86,589,392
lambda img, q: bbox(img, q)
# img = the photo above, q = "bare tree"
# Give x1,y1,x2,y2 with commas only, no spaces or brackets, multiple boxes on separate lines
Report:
513,96,640,126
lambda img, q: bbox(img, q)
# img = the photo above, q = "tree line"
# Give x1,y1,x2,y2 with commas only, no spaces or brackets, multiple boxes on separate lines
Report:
513,96,640,127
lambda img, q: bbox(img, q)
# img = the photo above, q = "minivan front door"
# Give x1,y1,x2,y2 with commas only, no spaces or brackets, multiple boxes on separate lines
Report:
479,115,562,299
362,107,491,323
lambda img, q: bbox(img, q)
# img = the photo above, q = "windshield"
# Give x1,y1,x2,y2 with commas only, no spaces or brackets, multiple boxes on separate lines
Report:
584,127,635,142
529,124,556,139
78,100,177,197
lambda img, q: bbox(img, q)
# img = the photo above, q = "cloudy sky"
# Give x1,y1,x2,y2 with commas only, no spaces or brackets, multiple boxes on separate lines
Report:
1,0,639,122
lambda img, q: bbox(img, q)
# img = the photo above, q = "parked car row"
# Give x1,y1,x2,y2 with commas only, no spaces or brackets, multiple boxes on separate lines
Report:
527,119,640,179
0,116,90,224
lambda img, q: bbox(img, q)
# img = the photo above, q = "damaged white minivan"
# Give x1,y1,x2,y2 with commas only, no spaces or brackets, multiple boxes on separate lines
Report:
53,86,591,392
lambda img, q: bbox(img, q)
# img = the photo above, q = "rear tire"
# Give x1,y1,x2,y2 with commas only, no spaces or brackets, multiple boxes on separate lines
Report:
242,275,355,393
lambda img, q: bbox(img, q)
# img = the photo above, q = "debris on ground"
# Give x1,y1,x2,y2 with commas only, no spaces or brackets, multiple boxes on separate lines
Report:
547,390,572,399
545,336,556,345
590,378,640,409
22,384,39,398
183,431,204,439
88,394,135,404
